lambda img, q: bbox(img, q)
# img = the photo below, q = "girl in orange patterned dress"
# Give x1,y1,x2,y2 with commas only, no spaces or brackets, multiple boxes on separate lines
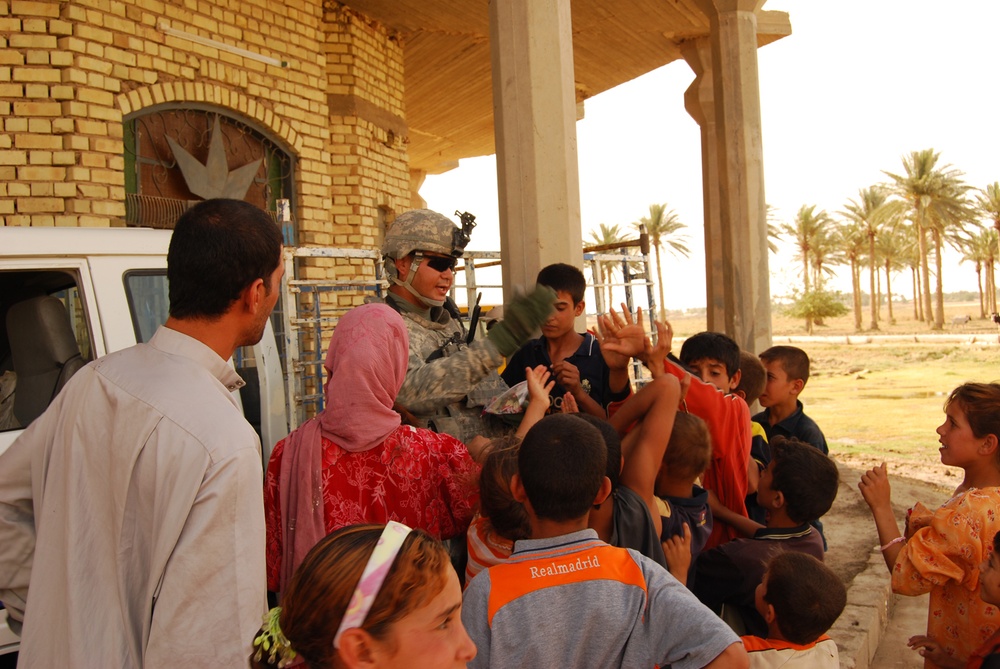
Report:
860,382,1000,669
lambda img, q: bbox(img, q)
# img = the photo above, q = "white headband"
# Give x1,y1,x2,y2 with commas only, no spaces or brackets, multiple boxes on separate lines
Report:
332,521,414,649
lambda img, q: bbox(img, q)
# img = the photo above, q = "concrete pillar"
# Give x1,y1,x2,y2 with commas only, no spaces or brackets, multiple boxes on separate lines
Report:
692,0,772,353
681,37,726,333
489,0,583,299
409,169,428,210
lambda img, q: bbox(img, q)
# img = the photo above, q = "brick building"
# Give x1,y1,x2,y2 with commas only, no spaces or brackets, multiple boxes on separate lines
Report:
1,0,791,348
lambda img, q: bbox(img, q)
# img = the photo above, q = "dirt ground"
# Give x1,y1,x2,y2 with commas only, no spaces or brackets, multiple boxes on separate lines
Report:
825,457,953,586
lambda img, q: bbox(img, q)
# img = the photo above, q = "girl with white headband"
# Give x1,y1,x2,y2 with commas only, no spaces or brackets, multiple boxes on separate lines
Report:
252,522,476,668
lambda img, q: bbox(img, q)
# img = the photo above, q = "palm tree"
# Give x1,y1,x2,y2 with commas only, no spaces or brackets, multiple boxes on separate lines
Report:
957,227,993,318
836,219,867,330
633,204,690,321
976,182,1000,314
781,205,833,332
587,223,627,310
765,204,782,254
874,223,907,325
840,186,897,330
884,149,970,329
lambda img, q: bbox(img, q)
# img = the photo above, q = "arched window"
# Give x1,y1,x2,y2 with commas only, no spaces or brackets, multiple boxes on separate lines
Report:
123,105,296,242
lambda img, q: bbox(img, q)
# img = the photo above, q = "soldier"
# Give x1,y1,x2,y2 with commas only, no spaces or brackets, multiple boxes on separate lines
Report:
381,209,554,443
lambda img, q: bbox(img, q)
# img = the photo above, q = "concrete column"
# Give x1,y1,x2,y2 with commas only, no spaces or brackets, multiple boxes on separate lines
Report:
693,0,772,353
681,37,726,333
409,169,428,210
489,0,583,299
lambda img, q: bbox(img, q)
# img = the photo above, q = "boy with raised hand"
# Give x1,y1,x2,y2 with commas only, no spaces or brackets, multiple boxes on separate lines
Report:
695,436,839,637
502,263,631,418
753,345,828,454
462,413,748,669
599,310,751,549
741,552,845,668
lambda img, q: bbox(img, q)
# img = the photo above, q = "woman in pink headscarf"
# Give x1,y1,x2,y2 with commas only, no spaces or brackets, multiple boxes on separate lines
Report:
263,303,480,594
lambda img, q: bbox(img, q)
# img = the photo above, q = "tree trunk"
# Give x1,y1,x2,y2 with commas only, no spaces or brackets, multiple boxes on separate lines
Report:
911,267,920,321
801,251,812,333
654,243,666,322
868,233,878,330
851,259,862,331
933,230,944,330
976,264,985,319
885,261,895,324
918,223,933,326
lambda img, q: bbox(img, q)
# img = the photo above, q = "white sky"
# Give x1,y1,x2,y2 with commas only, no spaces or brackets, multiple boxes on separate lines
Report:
421,1,1000,310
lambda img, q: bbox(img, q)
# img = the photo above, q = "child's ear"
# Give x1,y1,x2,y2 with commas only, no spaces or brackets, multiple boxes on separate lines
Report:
980,434,999,457
734,389,747,400
772,490,785,510
511,473,528,504
790,378,805,396
728,369,742,393
762,602,777,625
337,629,379,668
574,301,585,317
593,476,612,506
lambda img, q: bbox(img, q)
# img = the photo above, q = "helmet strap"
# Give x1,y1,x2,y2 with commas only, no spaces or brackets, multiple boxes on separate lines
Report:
392,253,445,308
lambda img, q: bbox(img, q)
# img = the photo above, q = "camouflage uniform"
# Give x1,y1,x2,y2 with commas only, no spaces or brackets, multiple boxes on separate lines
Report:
381,209,551,443
385,293,509,443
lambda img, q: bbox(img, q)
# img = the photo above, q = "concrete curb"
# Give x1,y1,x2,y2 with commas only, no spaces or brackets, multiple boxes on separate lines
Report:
833,549,894,669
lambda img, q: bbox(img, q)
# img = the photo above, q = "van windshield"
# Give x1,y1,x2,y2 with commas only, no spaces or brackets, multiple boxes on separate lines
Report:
124,271,169,343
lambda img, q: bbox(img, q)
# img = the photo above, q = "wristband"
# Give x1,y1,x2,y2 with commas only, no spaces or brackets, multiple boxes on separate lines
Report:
879,536,905,552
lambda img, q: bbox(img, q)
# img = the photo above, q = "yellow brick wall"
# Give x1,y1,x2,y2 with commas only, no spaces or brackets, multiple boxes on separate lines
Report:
0,0,410,258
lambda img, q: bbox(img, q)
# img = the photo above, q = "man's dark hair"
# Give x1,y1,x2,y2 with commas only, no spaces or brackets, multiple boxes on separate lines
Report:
736,351,767,406
519,414,607,522
679,331,741,379
663,412,712,482
536,263,586,305
168,199,283,319
770,437,838,524
759,345,811,385
572,414,621,491
764,551,846,644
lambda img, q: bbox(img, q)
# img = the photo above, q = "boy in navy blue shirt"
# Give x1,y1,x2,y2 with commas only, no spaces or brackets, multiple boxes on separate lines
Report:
502,263,630,417
753,346,827,454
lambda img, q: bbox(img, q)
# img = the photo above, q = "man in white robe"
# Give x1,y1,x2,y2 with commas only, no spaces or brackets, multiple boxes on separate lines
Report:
0,198,284,667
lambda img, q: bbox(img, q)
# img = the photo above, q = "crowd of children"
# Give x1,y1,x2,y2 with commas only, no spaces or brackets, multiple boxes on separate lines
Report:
253,262,1000,669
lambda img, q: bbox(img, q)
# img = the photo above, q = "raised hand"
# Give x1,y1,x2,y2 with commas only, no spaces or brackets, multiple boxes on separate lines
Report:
524,364,555,404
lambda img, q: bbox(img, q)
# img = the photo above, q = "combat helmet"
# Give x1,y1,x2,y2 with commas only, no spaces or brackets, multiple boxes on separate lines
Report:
382,209,476,307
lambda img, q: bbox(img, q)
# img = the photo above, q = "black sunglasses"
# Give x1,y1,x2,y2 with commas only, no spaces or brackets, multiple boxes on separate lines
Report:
421,254,458,272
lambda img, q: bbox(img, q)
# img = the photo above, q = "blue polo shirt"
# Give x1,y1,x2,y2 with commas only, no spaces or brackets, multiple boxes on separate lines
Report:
752,401,828,454
501,332,631,409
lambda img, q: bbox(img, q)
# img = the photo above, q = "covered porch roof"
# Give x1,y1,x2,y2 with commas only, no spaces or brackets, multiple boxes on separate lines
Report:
343,0,791,175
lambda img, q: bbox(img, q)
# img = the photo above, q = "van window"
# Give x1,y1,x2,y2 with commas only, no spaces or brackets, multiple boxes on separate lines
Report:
123,271,170,344
0,270,92,431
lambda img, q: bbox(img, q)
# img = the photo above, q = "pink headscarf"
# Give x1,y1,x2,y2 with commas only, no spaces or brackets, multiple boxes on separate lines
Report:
278,303,409,592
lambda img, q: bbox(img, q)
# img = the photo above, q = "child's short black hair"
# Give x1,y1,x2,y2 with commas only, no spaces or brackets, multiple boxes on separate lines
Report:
519,414,607,522
737,351,766,406
770,437,838,524
663,412,712,482
764,552,846,644
536,263,586,305
479,436,530,542
759,345,811,385
573,414,621,491
679,331,741,379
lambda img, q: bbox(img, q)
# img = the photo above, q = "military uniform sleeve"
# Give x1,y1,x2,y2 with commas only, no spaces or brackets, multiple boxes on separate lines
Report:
397,335,505,415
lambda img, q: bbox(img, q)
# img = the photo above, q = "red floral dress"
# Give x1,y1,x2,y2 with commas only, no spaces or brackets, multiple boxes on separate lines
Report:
892,488,1000,668
264,424,480,591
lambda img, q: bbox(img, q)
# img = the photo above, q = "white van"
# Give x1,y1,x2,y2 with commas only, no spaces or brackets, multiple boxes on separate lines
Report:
0,226,289,661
